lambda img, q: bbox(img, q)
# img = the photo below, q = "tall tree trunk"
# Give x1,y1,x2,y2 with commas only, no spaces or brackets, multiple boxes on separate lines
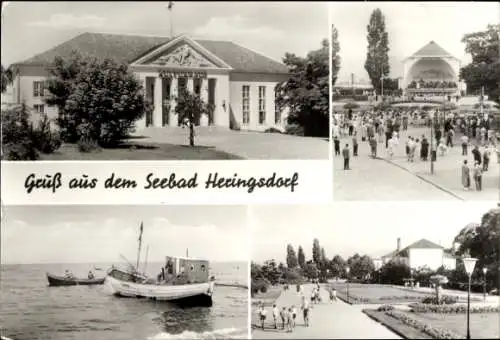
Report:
189,123,194,146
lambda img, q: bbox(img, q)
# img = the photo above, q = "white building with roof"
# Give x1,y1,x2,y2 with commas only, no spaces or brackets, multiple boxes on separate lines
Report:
8,32,291,132
402,41,463,99
379,237,457,271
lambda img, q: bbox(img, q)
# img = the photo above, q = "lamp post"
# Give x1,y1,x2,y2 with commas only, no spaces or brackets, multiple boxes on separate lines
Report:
430,110,435,174
482,267,488,302
463,256,478,340
345,266,350,303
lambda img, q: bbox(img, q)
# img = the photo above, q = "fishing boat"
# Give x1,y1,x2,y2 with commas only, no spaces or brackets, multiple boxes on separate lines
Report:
105,222,216,306
46,273,105,286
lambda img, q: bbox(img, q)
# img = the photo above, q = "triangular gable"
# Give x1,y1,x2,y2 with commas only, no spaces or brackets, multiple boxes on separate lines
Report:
131,35,232,69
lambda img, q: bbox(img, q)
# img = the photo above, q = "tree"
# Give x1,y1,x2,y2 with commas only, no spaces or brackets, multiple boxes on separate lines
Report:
329,255,346,278
45,52,145,146
364,8,390,95
276,39,329,137
1,103,38,160
286,244,299,269
312,238,321,266
175,90,214,146
331,24,341,86
454,206,500,291
297,246,306,269
1,64,13,93
347,253,375,280
459,24,500,103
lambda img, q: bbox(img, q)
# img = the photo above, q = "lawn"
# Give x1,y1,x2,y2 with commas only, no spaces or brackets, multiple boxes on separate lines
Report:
364,309,499,339
39,142,242,160
251,286,282,307
331,283,429,304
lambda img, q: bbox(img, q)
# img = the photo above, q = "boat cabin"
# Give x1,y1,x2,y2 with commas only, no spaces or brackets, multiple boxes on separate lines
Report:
160,256,210,285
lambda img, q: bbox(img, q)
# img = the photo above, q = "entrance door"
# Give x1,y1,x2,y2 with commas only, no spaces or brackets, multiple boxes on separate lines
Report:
208,78,216,125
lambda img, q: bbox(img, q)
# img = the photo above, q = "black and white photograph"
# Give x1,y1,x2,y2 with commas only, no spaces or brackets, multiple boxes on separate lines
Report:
331,2,500,201
0,205,249,340
250,202,499,339
1,1,329,161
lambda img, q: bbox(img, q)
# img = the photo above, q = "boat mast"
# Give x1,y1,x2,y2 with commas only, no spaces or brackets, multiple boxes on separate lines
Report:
136,222,144,272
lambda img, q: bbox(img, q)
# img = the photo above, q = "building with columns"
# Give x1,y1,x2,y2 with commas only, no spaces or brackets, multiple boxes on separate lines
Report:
402,41,463,100
9,32,291,131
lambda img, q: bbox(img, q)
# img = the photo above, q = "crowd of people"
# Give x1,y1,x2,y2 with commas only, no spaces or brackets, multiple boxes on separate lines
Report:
333,107,499,192
255,280,340,333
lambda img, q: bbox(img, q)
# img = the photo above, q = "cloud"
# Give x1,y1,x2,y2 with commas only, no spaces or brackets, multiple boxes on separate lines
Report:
193,15,284,41
26,13,107,29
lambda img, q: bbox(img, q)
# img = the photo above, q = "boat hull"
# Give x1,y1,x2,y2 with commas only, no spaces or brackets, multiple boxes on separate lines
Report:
46,273,105,286
105,275,214,306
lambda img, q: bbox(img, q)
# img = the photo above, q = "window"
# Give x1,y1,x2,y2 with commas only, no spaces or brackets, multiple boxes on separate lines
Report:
33,104,45,114
242,85,250,124
258,86,266,124
33,81,45,97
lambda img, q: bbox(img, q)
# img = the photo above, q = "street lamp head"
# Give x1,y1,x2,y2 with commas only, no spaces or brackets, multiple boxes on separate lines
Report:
462,256,478,276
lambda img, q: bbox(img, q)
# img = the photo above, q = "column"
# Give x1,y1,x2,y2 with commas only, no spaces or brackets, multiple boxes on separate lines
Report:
187,77,194,94
200,78,209,126
136,74,147,129
169,77,178,127
153,76,162,128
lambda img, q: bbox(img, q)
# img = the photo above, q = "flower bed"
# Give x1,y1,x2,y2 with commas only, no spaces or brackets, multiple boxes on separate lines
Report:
386,310,463,339
409,303,500,314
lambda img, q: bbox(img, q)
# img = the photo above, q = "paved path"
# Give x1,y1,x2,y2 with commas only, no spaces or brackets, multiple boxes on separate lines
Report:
132,127,329,159
251,284,401,339
334,126,499,201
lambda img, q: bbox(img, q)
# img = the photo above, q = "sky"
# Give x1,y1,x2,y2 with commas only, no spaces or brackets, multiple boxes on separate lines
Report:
1,205,249,264
0,1,327,67
330,1,499,84
251,202,495,264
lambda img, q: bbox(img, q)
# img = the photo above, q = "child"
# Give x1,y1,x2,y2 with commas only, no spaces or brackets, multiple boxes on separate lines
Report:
291,305,297,328
280,307,287,330
257,303,267,330
272,304,279,329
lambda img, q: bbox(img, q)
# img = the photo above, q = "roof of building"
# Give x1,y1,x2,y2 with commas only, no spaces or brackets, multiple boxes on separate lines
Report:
13,32,289,74
410,41,454,58
383,238,444,259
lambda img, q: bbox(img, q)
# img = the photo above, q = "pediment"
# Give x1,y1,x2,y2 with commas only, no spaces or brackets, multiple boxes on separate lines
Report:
144,43,217,68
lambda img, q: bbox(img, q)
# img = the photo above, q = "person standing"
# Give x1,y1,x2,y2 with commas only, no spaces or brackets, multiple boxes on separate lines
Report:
461,160,471,190
461,134,469,156
473,161,482,191
352,132,359,157
483,145,490,171
369,137,378,158
472,145,482,166
342,144,350,170
334,136,340,156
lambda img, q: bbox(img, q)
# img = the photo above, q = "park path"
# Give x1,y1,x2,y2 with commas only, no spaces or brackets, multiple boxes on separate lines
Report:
133,126,329,159
334,126,499,201
251,284,401,339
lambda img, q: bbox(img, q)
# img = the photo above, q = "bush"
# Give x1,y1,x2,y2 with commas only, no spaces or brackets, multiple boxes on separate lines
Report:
285,124,304,136
1,104,39,160
386,310,462,339
30,115,62,154
421,295,458,305
377,304,395,312
46,53,145,146
264,127,282,134
410,303,499,314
